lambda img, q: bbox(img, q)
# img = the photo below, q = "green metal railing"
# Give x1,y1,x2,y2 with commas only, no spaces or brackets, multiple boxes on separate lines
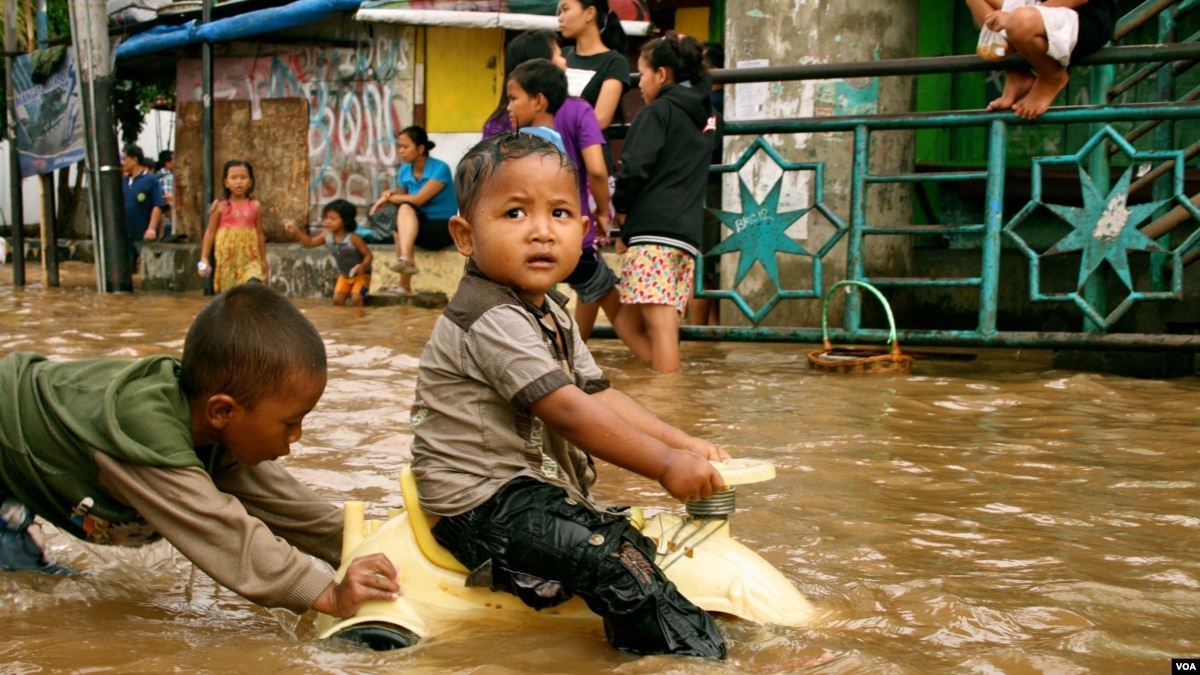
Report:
597,3,1200,352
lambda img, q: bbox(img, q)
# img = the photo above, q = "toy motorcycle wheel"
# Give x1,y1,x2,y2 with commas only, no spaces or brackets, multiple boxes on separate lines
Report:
332,622,420,651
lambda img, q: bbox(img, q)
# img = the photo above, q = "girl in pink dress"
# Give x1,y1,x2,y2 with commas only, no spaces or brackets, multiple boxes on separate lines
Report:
199,160,268,291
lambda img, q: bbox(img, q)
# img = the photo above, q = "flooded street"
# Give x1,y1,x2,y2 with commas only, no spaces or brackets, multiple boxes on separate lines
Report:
3,262,1200,673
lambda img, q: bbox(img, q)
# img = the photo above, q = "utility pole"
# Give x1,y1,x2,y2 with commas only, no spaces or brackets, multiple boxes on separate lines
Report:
68,0,131,291
5,0,25,286
201,0,214,295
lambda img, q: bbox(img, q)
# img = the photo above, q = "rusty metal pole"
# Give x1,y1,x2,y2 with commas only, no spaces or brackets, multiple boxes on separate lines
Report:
200,0,215,295
5,0,25,285
34,0,57,286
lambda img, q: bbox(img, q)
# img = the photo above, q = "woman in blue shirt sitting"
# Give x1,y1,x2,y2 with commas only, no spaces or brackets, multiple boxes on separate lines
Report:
369,125,458,295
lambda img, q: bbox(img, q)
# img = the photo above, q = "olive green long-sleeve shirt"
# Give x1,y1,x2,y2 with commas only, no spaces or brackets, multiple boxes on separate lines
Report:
94,450,342,614
0,352,342,614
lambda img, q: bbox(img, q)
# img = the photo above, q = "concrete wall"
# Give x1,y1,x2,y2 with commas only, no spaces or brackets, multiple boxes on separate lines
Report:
174,99,310,243
723,0,920,327
139,242,614,316
140,242,465,298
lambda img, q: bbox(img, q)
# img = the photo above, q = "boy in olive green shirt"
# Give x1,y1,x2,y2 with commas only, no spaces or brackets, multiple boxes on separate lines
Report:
0,284,400,621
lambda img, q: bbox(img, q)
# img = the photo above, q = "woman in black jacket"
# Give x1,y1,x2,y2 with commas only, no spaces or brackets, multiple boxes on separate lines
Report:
611,32,716,373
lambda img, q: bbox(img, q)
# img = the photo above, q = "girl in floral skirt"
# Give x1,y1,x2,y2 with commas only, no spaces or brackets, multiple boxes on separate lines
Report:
199,160,267,291
611,32,716,373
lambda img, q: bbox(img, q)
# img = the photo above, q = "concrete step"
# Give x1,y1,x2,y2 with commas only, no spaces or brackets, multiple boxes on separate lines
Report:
0,238,89,263
140,242,619,312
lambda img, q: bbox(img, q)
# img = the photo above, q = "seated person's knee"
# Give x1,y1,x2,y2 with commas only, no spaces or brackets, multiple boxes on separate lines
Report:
1006,6,1043,40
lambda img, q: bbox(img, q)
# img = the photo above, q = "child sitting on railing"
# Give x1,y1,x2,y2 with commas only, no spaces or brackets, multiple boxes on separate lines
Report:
968,0,1118,120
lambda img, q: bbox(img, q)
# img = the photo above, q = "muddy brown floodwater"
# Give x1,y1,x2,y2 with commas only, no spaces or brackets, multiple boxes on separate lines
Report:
2,263,1199,674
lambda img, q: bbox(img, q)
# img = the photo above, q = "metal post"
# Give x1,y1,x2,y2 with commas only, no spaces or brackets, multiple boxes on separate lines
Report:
707,0,725,43
35,0,57,286
67,0,131,291
979,119,1007,336
201,0,215,295
1150,7,1176,292
1084,63,1115,333
39,172,55,281
844,125,870,333
5,0,25,285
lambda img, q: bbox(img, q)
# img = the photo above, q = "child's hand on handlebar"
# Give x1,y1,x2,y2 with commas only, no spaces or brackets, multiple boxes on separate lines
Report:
681,437,731,461
658,450,726,502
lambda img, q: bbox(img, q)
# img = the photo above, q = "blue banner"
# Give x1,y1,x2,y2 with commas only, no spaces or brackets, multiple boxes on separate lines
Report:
13,48,85,177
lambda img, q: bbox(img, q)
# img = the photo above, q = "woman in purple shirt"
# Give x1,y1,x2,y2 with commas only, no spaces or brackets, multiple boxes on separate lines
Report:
483,30,620,339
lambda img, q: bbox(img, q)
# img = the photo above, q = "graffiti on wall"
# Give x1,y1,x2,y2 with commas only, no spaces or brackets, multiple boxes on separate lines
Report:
177,34,414,222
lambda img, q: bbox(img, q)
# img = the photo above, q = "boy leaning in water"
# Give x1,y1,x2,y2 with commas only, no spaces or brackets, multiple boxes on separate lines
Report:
0,284,400,620
410,132,729,658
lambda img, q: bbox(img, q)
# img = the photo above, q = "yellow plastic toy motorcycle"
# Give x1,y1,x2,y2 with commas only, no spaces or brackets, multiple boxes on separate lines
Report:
317,459,815,649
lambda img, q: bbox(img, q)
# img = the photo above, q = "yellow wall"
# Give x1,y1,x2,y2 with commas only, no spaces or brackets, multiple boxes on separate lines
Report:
424,26,505,132
675,7,711,42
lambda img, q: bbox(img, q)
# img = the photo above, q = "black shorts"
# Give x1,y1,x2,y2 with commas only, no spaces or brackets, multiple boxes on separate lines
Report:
432,477,726,658
1071,3,1117,63
405,205,454,251
564,247,619,303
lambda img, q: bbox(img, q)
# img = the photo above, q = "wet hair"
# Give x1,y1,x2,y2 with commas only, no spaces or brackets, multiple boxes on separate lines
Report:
455,132,578,219
640,31,707,86
180,283,327,409
219,159,255,199
399,125,436,154
322,198,357,231
567,0,627,53
703,42,724,70
488,29,559,131
509,59,569,116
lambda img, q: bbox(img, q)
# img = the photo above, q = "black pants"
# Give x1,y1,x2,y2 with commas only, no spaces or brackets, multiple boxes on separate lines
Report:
432,477,726,658
0,493,72,574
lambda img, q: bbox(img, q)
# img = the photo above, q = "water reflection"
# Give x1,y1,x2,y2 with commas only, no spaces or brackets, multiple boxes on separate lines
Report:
3,263,1200,673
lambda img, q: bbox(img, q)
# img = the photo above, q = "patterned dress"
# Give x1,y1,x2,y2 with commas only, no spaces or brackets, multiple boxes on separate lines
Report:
213,199,265,292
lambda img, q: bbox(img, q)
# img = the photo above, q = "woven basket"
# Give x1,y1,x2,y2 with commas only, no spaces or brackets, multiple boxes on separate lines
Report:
808,280,913,374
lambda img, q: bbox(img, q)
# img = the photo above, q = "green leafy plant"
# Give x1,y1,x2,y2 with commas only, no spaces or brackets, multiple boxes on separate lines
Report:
114,80,175,144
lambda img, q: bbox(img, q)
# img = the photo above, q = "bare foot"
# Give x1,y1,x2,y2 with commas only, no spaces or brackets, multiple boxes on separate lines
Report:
987,69,1035,111
1013,69,1069,120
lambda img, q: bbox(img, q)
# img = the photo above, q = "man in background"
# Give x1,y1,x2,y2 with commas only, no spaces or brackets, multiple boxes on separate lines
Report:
121,144,164,272
155,150,175,239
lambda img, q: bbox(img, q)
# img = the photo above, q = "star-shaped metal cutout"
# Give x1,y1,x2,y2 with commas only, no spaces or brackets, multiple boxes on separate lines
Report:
1042,166,1167,291
696,137,847,325
1003,125,1199,329
707,175,810,288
